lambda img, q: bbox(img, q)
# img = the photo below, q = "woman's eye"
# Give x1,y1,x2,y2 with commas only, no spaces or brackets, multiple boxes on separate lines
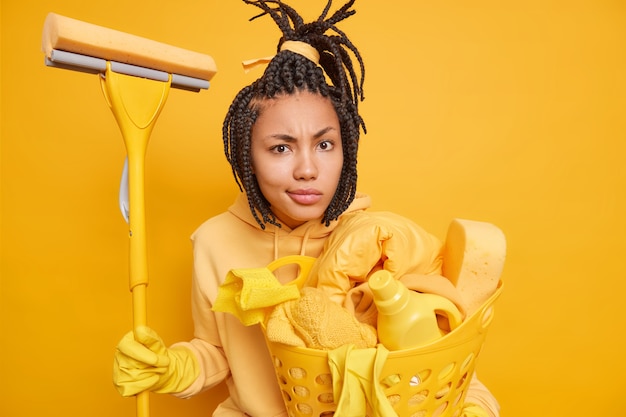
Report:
272,144,288,153
318,140,334,151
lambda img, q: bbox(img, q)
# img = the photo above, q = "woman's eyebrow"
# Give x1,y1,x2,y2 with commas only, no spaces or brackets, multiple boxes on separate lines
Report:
266,126,337,142
268,133,297,141
313,126,337,138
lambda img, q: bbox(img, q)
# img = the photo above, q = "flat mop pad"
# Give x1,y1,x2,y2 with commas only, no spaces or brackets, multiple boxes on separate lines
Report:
42,12,217,90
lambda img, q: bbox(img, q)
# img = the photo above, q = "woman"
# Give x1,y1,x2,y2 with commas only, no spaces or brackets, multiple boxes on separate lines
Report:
113,1,500,416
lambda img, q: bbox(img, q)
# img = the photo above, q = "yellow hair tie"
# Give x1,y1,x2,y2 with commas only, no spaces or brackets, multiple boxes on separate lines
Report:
280,40,320,64
242,40,320,73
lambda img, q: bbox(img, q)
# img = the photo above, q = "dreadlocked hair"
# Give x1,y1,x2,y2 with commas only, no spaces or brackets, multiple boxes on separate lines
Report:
223,0,366,229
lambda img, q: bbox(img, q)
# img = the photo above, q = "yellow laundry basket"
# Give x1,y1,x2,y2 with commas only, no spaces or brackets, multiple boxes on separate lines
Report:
262,256,502,417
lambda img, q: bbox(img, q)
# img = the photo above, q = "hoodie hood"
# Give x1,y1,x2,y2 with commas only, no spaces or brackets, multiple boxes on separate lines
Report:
228,192,372,260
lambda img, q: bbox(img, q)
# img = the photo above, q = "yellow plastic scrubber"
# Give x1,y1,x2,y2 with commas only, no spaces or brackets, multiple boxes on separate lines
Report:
42,12,216,417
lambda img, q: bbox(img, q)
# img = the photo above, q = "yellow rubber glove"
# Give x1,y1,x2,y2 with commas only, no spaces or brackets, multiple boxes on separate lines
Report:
113,326,199,396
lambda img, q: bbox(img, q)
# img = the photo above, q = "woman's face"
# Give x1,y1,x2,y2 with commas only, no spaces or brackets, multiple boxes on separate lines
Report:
251,90,343,229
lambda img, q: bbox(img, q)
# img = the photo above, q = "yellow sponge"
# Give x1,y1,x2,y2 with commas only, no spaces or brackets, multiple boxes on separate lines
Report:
442,218,506,315
42,12,217,81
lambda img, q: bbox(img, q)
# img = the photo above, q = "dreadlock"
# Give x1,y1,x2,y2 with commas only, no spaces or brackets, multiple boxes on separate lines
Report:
223,0,366,228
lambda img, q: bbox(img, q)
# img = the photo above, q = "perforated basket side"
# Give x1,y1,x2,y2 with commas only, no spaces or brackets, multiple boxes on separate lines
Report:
265,284,502,417
379,285,501,417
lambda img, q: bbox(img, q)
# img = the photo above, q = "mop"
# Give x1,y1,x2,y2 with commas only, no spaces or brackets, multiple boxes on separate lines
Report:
41,12,217,417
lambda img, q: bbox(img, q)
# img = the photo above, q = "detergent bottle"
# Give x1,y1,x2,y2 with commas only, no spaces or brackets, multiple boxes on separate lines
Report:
369,270,463,350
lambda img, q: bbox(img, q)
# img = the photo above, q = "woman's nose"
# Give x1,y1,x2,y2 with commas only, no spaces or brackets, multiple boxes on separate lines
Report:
294,151,318,180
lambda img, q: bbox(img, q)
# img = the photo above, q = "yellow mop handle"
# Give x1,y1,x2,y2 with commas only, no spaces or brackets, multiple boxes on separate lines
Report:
100,63,171,417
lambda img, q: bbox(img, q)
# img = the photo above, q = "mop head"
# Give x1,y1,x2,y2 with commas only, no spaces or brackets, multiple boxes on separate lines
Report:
42,12,217,90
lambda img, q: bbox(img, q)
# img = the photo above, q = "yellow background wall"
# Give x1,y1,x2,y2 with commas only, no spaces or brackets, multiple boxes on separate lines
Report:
2,0,625,416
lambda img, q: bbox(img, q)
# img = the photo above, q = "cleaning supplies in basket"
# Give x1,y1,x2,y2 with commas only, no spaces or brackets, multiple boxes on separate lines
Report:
369,269,463,350
211,214,506,417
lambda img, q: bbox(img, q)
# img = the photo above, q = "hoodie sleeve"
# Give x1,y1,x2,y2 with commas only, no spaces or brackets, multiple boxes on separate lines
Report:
464,374,501,417
169,222,232,397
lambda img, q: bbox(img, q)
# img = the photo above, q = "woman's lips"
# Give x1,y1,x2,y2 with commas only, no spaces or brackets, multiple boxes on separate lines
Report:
288,189,322,205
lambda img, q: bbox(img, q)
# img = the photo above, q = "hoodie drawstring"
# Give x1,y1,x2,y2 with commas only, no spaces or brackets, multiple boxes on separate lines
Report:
300,224,313,256
273,225,280,261
272,222,315,261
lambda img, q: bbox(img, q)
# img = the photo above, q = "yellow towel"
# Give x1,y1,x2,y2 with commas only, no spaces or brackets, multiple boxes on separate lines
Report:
328,344,396,417
212,266,300,326
265,287,377,349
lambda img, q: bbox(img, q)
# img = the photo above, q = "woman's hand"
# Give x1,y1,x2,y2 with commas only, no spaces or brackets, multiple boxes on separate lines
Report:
113,326,199,396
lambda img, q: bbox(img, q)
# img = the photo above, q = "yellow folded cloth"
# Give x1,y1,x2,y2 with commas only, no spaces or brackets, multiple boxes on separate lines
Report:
328,344,396,417
212,266,300,326
265,287,377,349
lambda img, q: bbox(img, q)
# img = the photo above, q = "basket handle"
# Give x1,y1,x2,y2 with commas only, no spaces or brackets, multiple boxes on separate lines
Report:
266,255,316,290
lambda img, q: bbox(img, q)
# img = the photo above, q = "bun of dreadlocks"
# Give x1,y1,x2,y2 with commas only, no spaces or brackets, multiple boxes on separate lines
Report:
223,0,366,228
